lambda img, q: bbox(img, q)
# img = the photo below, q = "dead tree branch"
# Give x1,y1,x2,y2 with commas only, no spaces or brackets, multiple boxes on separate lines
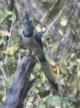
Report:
0,55,35,108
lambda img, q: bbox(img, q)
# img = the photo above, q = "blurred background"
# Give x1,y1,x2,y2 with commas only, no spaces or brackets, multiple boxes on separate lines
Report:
0,0,80,108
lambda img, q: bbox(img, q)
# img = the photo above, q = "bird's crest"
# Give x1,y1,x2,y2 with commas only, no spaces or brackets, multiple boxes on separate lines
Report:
24,12,33,23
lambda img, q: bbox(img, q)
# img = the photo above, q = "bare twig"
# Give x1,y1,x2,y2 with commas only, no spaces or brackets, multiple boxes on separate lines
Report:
0,16,10,28
0,62,8,82
44,6,65,37
4,0,10,8
0,67,8,81
4,23,13,65
40,5,55,24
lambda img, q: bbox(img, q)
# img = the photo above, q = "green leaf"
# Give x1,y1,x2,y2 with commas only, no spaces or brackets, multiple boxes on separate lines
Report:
4,10,13,17
47,96,62,106
0,91,4,95
0,39,5,45
6,75,13,87
38,103,46,108
9,14,16,22
4,10,16,22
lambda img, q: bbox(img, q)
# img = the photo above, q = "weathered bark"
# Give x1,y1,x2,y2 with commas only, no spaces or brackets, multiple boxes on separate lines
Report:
0,55,35,108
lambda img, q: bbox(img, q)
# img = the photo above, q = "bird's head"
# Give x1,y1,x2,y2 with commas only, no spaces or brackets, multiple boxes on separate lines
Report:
21,12,34,37
24,13,33,25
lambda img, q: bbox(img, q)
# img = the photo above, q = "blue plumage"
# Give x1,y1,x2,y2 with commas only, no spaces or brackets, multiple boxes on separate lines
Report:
21,13,43,48
22,15,34,37
33,30,43,48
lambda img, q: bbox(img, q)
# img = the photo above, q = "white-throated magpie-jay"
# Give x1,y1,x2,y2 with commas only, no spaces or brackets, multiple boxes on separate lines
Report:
20,13,58,91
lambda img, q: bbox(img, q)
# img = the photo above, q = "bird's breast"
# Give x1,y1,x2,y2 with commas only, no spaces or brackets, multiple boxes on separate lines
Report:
21,36,43,59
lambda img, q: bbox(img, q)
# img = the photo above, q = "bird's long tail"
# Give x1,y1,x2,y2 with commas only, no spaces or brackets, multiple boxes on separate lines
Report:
40,55,58,91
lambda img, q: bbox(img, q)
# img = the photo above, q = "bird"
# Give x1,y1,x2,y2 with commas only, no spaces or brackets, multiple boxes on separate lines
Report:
20,13,45,61
20,13,58,91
